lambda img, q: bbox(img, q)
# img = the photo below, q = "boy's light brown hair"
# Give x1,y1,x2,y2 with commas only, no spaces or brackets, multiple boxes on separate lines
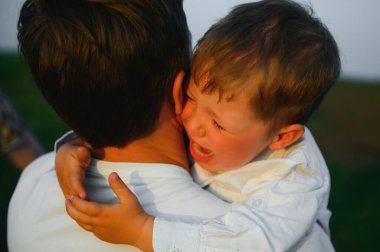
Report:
192,0,341,134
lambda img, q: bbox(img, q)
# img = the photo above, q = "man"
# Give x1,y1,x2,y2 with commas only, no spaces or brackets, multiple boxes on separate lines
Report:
8,0,229,251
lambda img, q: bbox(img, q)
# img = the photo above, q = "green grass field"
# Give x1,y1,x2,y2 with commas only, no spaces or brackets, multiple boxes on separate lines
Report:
1,53,380,251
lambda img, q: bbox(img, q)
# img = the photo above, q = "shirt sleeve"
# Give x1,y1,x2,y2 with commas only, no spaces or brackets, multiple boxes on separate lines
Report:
153,218,202,252
153,164,327,252
54,130,77,152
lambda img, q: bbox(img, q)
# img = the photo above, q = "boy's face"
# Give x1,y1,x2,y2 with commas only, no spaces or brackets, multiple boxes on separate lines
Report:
181,78,275,172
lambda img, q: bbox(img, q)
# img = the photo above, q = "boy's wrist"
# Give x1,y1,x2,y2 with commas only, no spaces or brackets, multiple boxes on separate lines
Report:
134,215,154,252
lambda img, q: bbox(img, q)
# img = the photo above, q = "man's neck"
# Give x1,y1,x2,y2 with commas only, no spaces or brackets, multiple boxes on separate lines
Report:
91,101,189,171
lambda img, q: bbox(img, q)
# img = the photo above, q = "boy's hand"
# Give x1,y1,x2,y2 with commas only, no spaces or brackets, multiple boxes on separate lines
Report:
56,139,91,199
65,172,154,252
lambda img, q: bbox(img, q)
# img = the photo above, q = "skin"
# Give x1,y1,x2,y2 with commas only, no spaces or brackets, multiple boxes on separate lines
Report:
65,173,153,251
182,78,276,172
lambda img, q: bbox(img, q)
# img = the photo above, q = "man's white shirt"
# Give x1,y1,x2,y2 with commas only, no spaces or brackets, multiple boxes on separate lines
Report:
7,153,229,252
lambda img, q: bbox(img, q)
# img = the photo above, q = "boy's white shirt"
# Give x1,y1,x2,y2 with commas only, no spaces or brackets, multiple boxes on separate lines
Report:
153,128,334,252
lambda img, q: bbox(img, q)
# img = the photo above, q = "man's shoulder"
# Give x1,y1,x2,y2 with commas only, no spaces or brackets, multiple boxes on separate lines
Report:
27,151,55,165
9,152,59,213
13,151,56,188
8,151,141,252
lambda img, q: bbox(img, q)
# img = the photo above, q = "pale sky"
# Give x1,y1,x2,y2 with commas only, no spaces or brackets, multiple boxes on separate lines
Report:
1,0,379,81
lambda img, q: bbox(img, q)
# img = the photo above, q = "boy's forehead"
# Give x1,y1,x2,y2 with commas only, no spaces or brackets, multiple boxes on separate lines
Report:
191,70,261,103
190,76,234,102
190,76,256,116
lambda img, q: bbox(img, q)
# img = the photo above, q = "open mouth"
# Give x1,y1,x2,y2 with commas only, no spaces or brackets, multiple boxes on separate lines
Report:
189,139,215,163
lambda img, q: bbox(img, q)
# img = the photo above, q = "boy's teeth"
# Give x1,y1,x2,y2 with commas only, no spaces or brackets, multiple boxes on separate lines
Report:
193,142,213,157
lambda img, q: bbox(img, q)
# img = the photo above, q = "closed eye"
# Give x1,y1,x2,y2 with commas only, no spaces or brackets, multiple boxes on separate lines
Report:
213,120,225,131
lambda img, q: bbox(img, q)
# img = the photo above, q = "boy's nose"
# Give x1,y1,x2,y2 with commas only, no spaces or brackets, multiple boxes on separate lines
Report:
184,110,206,137
188,120,206,138
195,127,206,137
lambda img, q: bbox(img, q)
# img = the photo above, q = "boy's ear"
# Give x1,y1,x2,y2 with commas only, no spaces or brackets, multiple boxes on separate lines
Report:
172,71,185,115
268,124,305,150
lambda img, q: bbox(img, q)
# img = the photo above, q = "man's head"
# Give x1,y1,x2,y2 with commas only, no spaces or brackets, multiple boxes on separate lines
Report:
180,0,340,171
18,0,191,148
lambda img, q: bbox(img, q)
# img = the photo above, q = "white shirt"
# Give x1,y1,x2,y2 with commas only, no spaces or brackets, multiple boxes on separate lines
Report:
153,128,334,252
7,152,229,252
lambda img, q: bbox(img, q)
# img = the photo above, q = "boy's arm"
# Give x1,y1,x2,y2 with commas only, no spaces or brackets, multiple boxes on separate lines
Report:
153,165,329,252
66,172,154,252
55,132,91,199
65,164,328,252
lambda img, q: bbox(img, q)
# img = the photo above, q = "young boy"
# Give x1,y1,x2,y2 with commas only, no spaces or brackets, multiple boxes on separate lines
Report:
60,0,340,251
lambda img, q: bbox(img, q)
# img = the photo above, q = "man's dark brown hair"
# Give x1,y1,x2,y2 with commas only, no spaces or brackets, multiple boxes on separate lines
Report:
18,0,191,148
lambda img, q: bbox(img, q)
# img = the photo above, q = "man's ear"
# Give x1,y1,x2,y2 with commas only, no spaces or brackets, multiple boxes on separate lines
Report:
268,124,305,150
172,71,186,115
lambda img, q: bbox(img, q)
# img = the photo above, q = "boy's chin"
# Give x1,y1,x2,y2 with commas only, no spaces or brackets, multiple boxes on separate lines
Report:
198,161,234,173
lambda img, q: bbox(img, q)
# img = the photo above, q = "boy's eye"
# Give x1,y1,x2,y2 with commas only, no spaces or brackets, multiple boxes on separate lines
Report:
213,120,225,131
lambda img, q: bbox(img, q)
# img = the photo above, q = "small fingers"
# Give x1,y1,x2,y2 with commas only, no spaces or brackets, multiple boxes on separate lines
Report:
70,173,87,200
68,196,103,217
75,146,92,168
108,172,136,204
70,146,90,199
77,222,94,232
65,198,97,226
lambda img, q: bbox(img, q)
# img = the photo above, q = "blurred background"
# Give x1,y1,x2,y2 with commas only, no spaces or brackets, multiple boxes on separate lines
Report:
1,0,379,251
